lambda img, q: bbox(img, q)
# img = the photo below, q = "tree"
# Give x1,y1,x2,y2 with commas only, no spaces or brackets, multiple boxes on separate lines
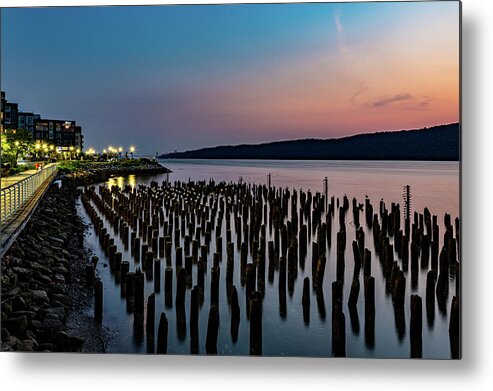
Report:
0,128,35,167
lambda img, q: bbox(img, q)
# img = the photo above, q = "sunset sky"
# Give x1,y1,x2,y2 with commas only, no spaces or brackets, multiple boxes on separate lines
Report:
1,2,460,153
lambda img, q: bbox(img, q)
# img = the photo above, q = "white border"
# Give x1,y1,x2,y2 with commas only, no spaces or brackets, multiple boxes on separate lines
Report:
2,0,493,390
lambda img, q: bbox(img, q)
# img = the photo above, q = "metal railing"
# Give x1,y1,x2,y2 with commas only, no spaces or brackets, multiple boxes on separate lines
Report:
1,164,58,227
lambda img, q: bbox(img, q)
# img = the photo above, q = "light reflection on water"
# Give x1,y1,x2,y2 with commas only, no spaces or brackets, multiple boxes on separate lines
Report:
77,159,459,357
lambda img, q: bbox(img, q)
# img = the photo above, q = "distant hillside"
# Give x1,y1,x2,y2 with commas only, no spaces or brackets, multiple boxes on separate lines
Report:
160,123,460,161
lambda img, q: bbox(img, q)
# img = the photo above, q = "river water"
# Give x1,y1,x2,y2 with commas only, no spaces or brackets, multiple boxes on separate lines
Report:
76,159,460,357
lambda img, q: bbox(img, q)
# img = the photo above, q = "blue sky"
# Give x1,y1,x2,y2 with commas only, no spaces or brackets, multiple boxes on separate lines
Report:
1,2,459,153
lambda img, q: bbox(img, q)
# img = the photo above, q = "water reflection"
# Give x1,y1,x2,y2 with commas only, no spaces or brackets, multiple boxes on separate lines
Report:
348,305,360,335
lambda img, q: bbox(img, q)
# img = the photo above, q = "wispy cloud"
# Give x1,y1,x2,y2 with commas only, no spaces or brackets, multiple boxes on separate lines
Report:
370,93,413,108
334,12,353,56
350,82,368,105
407,96,433,111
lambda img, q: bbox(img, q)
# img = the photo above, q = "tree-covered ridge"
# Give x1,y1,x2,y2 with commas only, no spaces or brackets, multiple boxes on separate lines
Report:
161,123,460,161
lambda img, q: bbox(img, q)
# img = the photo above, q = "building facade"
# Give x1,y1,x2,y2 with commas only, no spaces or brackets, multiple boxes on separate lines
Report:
1,91,19,133
34,119,84,151
1,91,83,150
18,111,41,134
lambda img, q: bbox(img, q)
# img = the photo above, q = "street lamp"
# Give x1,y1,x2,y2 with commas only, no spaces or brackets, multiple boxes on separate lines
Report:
35,143,41,159
129,145,135,159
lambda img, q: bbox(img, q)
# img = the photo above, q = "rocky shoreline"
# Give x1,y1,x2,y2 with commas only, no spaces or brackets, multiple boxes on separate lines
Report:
0,163,167,352
1,181,91,351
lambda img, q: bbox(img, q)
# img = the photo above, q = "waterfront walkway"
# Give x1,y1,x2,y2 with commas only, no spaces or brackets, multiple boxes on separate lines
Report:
1,166,40,189
1,163,58,257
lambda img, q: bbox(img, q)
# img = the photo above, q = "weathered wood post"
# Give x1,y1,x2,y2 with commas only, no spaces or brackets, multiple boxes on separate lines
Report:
426,270,436,326
302,276,310,325
348,279,360,308
85,263,95,287
176,267,186,308
449,296,460,359
156,312,168,354
190,285,199,354
205,305,219,355
249,291,262,355
134,237,141,262
153,259,161,292
230,285,240,343
332,296,346,357
146,293,155,353
121,261,129,297
165,267,173,308
134,268,145,312
410,294,423,358
364,275,375,349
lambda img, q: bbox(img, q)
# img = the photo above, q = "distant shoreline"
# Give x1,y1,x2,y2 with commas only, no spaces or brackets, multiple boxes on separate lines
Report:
160,123,460,161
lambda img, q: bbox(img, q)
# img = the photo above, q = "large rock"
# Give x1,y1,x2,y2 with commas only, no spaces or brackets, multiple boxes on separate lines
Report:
2,315,28,338
43,307,66,322
1,328,11,342
31,290,49,303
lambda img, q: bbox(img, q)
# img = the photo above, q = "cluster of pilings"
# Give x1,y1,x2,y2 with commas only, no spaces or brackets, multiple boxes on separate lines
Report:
80,177,460,358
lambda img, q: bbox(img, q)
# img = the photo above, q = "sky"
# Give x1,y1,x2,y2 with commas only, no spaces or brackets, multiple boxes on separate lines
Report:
1,1,460,154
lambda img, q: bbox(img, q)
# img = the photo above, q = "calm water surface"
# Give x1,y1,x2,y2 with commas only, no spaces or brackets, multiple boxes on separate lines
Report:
77,159,459,357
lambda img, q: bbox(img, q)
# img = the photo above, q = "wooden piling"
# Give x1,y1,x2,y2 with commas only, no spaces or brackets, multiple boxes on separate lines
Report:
125,272,135,312
176,267,186,308
121,261,129,296
231,285,240,343
134,268,145,312
348,279,360,307
249,291,262,355
205,305,219,355
154,259,161,292
164,267,173,308
410,294,423,358
85,263,95,287
156,313,168,354
190,285,199,354
146,293,156,353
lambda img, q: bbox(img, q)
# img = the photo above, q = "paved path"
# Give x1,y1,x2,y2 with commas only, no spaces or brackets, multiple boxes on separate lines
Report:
1,163,58,257
1,164,52,189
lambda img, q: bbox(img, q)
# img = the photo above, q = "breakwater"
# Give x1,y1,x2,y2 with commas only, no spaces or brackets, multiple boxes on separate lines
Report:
79,177,460,357
61,161,171,186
